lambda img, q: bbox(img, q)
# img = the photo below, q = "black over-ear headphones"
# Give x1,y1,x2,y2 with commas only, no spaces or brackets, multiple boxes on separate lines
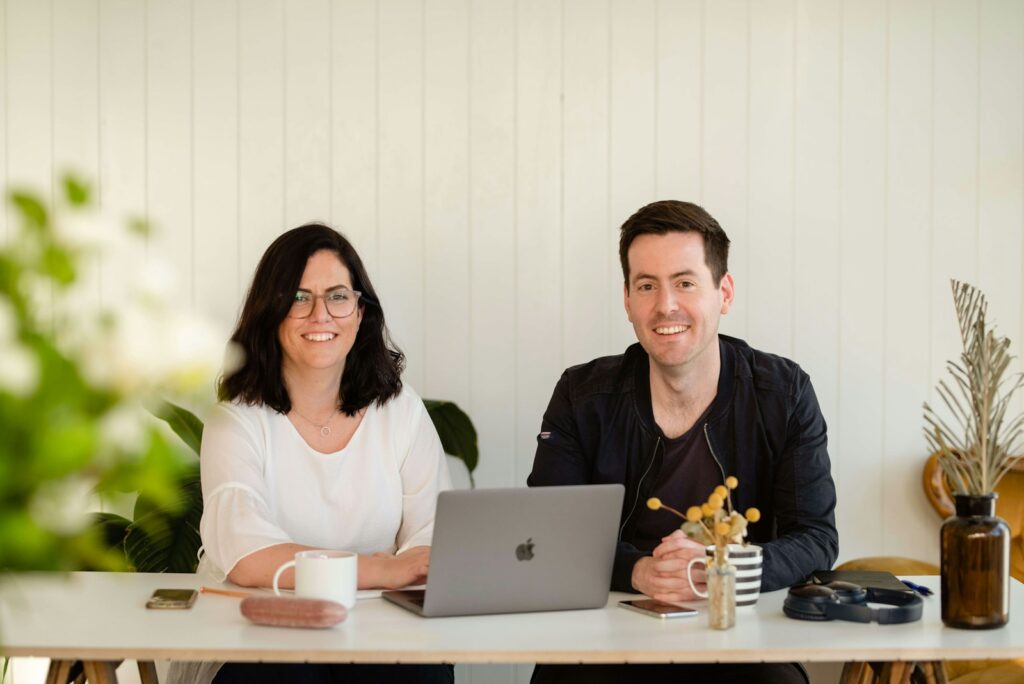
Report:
783,581,923,624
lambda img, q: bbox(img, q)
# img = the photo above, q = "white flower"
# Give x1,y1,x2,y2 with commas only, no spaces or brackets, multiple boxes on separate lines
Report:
73,297,229,405
55,207,120,255
29,475,98,535
0,342,39,396
157,312,235,395
97,402,151,462
21,272,58,324
135,257,180,305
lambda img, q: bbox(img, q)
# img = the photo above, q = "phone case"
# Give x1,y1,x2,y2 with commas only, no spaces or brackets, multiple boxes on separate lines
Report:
146,589,198,609
618,600,698,619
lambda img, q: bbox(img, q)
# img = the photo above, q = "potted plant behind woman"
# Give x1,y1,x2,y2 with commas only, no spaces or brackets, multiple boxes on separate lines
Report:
924,279,1024,629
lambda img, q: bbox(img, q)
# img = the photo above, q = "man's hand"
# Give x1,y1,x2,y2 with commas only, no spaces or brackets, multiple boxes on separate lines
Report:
361,546,431,590
631,530,708,602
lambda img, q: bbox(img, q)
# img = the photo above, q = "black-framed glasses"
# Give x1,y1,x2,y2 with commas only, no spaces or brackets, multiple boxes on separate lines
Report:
287,288,363,319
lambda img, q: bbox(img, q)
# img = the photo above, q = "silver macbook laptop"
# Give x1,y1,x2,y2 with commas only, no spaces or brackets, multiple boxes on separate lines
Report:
383,484,624,617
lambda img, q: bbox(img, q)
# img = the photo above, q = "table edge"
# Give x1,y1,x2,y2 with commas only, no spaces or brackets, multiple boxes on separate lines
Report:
3,645,1022,664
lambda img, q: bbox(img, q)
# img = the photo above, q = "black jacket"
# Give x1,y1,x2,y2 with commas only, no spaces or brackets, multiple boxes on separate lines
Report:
527,335,839,593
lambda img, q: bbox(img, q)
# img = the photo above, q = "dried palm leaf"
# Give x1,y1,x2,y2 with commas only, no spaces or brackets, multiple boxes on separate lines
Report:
923,280,1024,495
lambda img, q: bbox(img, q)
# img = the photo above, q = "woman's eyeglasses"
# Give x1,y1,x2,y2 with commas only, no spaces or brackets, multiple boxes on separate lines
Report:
287,288,362,319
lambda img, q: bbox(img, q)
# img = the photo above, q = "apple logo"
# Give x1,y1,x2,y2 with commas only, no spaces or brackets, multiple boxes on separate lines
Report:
515,538,535,562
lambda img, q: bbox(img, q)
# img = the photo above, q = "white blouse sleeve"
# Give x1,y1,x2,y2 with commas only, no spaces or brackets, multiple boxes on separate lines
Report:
198,404,292,578
395,395,453,552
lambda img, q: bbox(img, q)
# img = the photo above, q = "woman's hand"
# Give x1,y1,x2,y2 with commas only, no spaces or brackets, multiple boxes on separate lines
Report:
359,546,431,590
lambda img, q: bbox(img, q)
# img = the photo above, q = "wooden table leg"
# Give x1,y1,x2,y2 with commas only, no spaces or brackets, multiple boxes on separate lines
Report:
45,659,73,684
137,660,159,684
917,661,949,684
878,661,912,684
82,661,119,684
67,660,85,684
840,661,876,684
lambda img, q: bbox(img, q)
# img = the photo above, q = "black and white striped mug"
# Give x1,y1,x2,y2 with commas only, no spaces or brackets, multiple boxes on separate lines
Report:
685,543,763,608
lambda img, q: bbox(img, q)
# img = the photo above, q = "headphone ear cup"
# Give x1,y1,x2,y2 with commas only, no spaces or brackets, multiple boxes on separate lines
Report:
783,593,831,621
831,586,867,605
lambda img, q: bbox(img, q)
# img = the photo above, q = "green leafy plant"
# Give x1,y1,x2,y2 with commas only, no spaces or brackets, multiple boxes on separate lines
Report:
100,398,479,573
0,178,218,575
924,280,1024,495
424,399,479,488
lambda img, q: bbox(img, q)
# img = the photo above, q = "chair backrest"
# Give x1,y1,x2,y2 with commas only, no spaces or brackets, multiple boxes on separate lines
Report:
834,556,939,575
922,453,1024,537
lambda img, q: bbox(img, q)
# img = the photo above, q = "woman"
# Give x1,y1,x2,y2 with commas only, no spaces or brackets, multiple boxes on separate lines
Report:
172,224,452,684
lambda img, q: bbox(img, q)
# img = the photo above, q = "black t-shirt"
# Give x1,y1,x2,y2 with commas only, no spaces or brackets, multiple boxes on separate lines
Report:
632,403,721,554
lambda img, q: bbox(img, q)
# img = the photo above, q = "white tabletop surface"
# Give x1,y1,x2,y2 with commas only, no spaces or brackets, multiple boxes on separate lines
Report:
1,573,1021,664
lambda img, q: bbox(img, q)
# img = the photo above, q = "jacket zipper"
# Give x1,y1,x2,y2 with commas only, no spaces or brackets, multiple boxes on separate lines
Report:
618,425,725,542
703,423,728,483
619,436,661,540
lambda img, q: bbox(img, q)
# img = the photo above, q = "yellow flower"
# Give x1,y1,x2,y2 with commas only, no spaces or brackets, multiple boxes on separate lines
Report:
708,493,724,510
745,507,761,523
715,521,731,537
701,503,713,517
725,476,739,489
686,506,703,522
647,497,662,511
713,485,728,499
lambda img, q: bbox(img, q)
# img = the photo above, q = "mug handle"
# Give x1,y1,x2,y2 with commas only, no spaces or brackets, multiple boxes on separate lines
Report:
686,557,709,598
272,560,297,596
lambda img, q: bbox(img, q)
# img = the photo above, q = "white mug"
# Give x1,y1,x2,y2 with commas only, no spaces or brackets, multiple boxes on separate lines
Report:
686,543,763,608
272,549,358,609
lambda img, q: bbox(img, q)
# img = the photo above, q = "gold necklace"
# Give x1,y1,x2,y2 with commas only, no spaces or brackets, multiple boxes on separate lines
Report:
291,406,339,437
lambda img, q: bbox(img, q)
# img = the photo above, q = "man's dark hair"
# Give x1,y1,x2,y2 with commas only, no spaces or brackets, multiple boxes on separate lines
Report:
618,200,731,285
219,223,404,416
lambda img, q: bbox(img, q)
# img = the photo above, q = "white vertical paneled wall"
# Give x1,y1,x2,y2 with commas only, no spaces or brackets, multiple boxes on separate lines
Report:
147,0,192,307
239,0,286,287
98,0,146,306
837,0,887,561
884,0,938,560
3,0,1023,614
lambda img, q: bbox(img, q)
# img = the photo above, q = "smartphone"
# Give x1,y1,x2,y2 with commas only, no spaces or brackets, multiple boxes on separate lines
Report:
618,599,698,619
146,588,198,609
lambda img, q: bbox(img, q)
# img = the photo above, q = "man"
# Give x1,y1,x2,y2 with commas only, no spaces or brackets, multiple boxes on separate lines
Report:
528,200,838,683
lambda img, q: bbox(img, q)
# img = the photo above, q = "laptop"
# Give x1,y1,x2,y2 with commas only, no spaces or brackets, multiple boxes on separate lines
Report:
382,484,624,617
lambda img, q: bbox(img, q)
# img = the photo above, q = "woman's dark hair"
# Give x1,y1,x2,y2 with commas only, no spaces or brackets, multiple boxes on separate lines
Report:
219,223,404,416
618,200,731,285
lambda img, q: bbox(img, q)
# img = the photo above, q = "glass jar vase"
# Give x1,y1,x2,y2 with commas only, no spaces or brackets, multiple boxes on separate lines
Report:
940,493,1010,629
706,546,736,630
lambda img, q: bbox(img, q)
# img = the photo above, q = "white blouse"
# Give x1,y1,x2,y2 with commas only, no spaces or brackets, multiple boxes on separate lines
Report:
197,384,452,580
168,386,451,684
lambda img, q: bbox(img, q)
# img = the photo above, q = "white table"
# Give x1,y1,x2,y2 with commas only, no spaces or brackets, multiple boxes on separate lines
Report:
1,573,1021,678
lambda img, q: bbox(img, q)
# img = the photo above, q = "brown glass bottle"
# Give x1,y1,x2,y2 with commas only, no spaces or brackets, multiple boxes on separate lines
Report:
940,494,1010,629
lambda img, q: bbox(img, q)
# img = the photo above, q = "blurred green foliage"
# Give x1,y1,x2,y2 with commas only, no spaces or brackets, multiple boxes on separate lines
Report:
97,401,204,573
0,177,187,573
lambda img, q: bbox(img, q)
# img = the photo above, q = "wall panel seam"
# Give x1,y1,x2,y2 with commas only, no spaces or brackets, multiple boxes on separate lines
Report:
835,0,844,478
881,0,891,553
974,0,981,281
